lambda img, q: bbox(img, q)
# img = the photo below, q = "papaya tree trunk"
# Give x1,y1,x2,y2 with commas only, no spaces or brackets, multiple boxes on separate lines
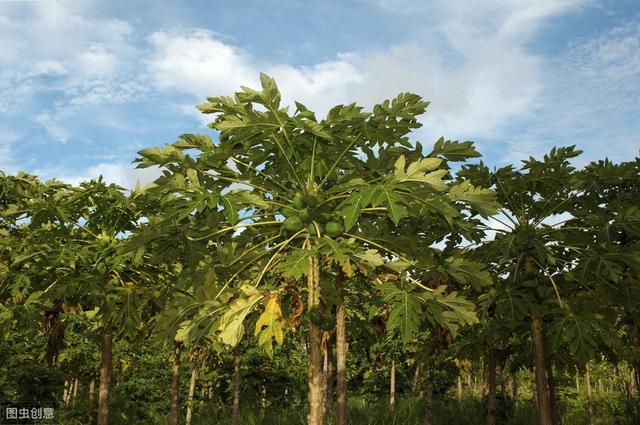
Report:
547,366,561,425
307,255,325,425
324,337,334,416
88,377,96,413
511,370,518,405
169,341,182,425
457,375,463,401
336,269,347,425
412,365,421,394
185,366,197,425
63,380,69,404
390,356,396,412
586,365,594,425
487,348,497,425
97,323,113,425
72,377,79,404
423,368,434,425
231,350,241,425
531,316,553,425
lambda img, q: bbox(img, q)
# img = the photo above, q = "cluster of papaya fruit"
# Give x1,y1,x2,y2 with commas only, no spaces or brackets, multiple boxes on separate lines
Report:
281,192,344,237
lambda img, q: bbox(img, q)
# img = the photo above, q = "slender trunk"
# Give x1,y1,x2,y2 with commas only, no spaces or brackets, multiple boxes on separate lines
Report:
423,368,434,425
575,373,580,393
324,337,334,416
307,255,325,425
467,373,472,396
457,375,463,402
169,341,182,425
390,356,396,412
231,351,241,425
208,384,214,400
116,360,122,387
481,363,487,398
97,323,113,425
63,380,69,404
487,348,497,425
412,365,422,394
88,377,96,413
336,269,347,425
511,370,518,405
185,367,197,425
547,366,561,425
586,365,594,425
72,377,79,404
531,316,552,425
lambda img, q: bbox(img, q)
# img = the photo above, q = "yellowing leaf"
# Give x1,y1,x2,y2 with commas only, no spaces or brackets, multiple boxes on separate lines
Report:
254,297,285,358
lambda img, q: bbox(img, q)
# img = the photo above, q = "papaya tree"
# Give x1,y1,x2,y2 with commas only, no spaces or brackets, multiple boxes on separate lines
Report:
53,179,164,425
133,74,498,425
460,146,590,425
0,172,78,357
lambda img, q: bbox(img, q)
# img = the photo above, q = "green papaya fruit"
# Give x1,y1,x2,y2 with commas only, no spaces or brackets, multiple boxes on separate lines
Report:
325,221,343,238
305,195,318,208
282,216,304,232
292,192,306,209
298,208,313,223
317,212,331,224
307,222,324,236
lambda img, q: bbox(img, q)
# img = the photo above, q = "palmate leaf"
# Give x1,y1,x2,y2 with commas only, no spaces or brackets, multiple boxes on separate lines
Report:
548,311,614,365
448,180,499,217
338,186,376,231
380,283,421,343
422,287,478,336
324,178,367,195
393,155,447,191
443,256,493,289
316,237,351,264
137,144,186,167
218,290,263,347
173,133,215,150
354,249,385,268
274,249,314,280
370,183,408,224
430,138,481,162
254,297,285,358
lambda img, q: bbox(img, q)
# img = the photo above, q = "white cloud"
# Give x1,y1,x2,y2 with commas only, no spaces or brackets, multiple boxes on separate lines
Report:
147,30,256,95
33,111,71,144
2,0,635,187
0,125,20,173
145,1,589,145
76,44,119,77
146,30,365,115
0,1,144,140
501,14,640,164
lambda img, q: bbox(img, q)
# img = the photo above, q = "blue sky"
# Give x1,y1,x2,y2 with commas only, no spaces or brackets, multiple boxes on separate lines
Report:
1,0,639,188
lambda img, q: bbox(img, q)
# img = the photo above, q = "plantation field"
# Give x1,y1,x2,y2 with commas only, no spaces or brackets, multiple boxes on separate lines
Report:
1,76,639,425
